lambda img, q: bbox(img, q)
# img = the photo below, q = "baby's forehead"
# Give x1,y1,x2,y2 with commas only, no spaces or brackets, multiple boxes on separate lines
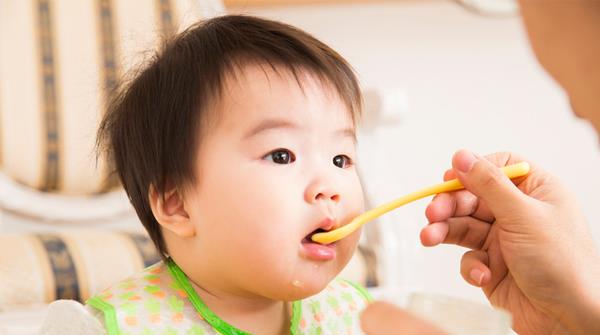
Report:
213,63,356,127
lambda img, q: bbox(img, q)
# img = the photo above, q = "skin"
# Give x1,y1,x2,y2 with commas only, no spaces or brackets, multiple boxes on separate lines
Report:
361,301,447,335
518,0,600,133
361,1,600,334
421,151,600,335
149,64,364,335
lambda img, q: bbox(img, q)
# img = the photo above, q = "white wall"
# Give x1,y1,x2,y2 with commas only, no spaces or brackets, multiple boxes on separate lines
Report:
231,1,600,303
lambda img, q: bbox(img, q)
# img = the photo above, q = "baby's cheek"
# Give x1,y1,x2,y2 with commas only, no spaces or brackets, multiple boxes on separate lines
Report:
341,193,365,224
352,189,366,214
338,230,361,265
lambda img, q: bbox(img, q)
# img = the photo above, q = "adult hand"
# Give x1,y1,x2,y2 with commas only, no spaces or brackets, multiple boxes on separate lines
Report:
421,150,600,334
360,301,447,335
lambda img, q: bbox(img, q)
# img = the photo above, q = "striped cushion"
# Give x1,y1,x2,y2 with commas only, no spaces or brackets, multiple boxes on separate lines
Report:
0,0,220,194
0,231,160,309
0,230,377,309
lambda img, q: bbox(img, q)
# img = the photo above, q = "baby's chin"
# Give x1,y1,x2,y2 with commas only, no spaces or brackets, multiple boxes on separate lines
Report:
264,267,342,301
272,280,331,302
273,243,358,300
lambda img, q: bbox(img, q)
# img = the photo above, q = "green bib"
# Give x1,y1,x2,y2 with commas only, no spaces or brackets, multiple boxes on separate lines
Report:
87,259,372,335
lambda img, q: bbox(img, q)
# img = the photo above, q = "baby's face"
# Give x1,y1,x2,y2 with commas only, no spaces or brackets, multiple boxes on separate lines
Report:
183,64,364,301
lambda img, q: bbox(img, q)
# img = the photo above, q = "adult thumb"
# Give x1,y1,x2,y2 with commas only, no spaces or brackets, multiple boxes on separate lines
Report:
452,149,527,215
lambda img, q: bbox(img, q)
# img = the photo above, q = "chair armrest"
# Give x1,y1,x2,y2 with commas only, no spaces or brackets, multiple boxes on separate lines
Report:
0,172,133,223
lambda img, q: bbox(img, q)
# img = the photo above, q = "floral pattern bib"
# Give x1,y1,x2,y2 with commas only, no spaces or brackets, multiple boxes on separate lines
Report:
86,259,371,335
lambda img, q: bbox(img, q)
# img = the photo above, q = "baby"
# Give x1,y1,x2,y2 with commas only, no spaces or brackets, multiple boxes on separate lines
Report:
42,14,370,334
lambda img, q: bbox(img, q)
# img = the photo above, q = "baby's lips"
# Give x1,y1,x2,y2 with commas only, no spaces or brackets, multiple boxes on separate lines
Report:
302,217,337,244
318,217,337,231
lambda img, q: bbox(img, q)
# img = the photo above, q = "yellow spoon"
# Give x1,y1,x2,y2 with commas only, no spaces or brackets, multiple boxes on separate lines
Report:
311,161,531,244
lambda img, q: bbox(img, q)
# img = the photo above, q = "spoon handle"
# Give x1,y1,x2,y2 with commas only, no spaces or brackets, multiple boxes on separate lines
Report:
312,162,531,244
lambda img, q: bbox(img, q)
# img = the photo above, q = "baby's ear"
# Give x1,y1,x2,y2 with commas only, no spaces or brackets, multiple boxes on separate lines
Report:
148,185,195,238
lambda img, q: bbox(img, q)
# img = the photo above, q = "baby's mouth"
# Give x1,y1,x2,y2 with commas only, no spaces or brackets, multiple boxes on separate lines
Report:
302,228,328,244
301,226,337,261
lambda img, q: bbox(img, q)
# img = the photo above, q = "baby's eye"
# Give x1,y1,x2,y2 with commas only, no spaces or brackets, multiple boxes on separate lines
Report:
333,155,352,169
264,149,296,164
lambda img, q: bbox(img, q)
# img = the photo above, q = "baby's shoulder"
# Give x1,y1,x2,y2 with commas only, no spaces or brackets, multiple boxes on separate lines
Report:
38,264,171,335
89,261,170,301
84,260,177,316
84,260,213,335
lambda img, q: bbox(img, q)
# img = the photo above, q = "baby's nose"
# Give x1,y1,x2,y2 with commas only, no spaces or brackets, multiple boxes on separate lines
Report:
304,179,341,204
315,192,339,202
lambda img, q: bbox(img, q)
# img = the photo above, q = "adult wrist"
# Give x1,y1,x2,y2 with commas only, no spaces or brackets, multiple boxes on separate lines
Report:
560,256,600,335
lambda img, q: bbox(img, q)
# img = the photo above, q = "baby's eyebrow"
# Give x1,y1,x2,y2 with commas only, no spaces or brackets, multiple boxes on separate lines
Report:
244,119,298,139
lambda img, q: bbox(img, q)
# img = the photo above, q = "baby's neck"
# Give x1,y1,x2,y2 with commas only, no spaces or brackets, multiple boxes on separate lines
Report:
189,278,292,335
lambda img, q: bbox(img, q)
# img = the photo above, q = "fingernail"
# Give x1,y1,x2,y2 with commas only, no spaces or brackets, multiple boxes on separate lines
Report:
470,269,485,286
456,151,478,173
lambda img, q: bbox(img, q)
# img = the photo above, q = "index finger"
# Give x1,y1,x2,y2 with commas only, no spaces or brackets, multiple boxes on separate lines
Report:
426,151,536,224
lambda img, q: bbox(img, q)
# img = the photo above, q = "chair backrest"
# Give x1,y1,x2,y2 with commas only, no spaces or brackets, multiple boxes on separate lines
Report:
0,0,224,195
